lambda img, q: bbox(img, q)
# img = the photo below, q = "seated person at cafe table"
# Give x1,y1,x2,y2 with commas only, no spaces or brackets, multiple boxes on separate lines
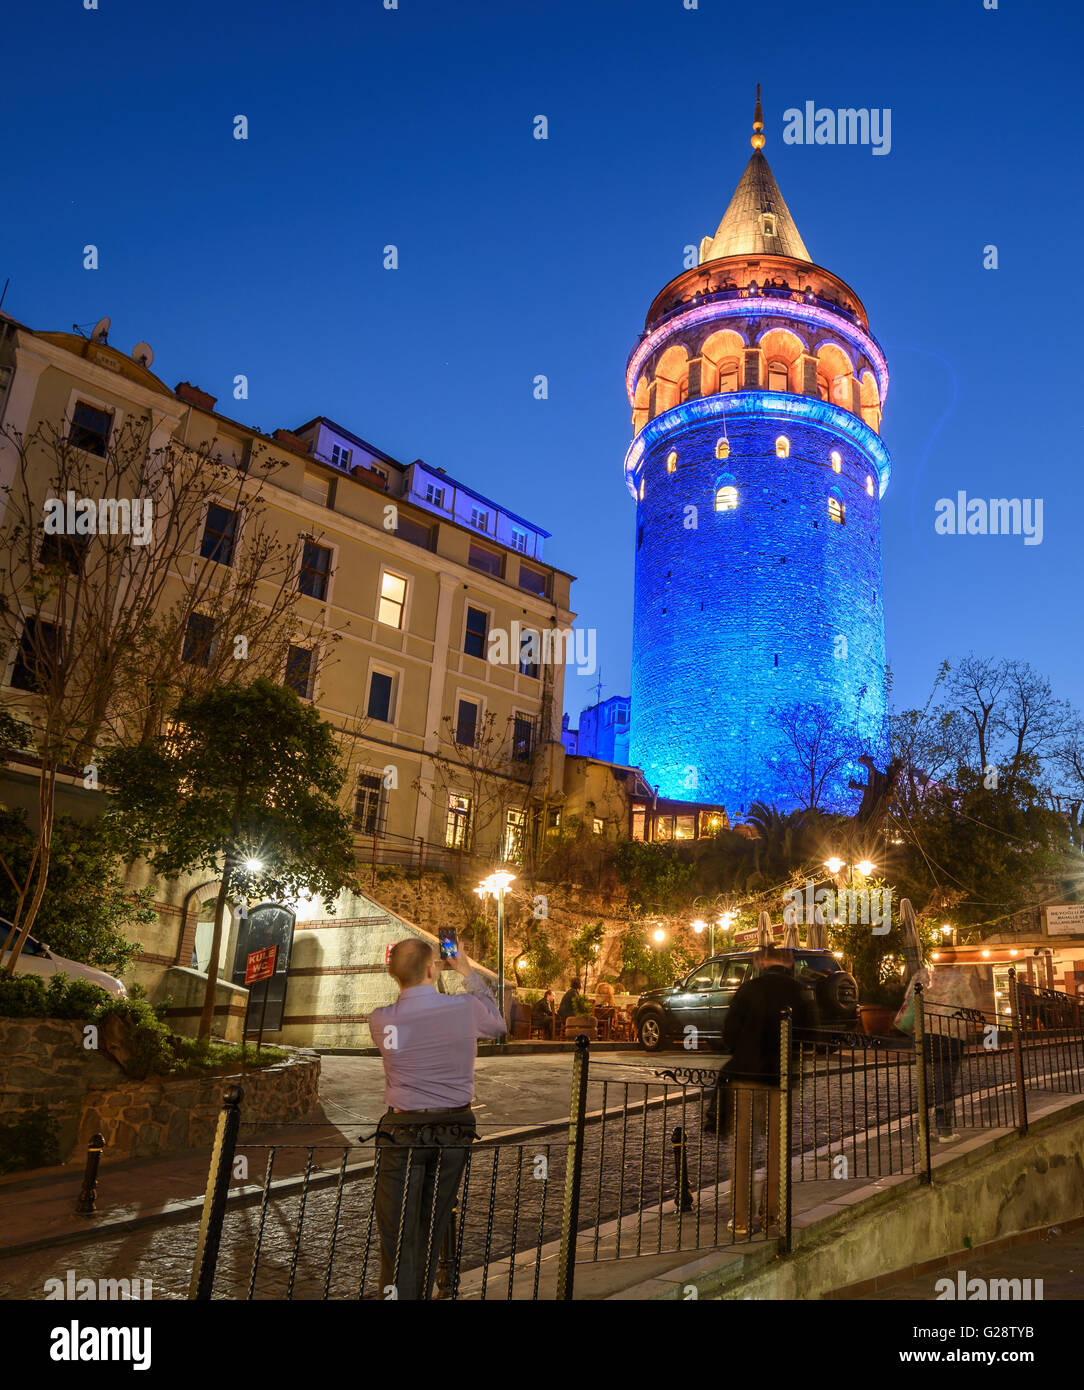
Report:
531,989,557,1034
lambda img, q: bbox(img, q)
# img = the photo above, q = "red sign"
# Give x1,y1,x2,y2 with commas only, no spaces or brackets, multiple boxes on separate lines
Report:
245,945,277,985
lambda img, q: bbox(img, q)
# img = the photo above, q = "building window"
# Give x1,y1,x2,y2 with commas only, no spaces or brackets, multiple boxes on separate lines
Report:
200,503,238,566
445,793,472,849
768,362,789,393
468,543,502,578
353,772,384,836
775,436,790,459
9,618,61,692
512,713,534,762
511,527,528,553
830,451,842,473
366,668,395,722
470,507,489,532
331,443,353,468
284,644,316,700
425,482,446,508
715,437,730,460
395,515,434,550
592,818,604,835
69,400,112,457
762,215,776,237
181,613,216,668
828,495,845,525
866,474,875,497
455,697,479,748
666,451,677,474
501,808,527,864
302,472,331,506
370,465,388,482
638,477,645,501
298,540,332,600
818,375,831,402
718,364,739,393
518,563,548,598
519,629,539,679
631,807,646,841
39,532,89,575
377,571,407,629
714,485,738,513
464,606,488,659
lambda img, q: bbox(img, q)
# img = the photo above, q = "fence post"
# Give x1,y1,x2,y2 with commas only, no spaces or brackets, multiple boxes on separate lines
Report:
670,1126,694,1213
188,1084,244,1301
1008,968,1029,1136
74,1132,105,1215
778,1008,792,1253
556,1034,590,1301
913,983,932,1183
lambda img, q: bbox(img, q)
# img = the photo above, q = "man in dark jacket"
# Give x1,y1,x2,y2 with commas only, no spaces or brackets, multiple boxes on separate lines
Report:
718,946,812,1236
557,980,580,1021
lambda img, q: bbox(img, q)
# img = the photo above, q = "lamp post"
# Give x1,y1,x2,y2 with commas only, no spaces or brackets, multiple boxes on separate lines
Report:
477,869,515,1030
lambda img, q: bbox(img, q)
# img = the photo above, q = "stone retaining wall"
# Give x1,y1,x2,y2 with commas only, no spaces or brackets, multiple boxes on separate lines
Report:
0,1018,320,1165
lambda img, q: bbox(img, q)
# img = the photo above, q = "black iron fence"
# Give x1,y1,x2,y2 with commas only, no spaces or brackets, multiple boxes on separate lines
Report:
188,971,1084,1301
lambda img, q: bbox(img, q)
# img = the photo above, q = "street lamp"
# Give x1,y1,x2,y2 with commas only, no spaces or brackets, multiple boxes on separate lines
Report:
824,856,844,875
477,869,515,1031
243,857,264,873
691,918,709,956
652,927,667,945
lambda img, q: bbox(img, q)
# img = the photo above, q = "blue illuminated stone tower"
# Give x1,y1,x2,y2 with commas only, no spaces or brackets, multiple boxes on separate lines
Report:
626,90,891,818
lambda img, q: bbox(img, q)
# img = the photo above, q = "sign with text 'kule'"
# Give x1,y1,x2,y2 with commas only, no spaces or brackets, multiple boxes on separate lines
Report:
245,944,277,985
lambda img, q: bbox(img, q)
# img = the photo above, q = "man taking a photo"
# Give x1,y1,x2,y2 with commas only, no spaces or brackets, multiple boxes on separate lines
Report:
369,937,506,1299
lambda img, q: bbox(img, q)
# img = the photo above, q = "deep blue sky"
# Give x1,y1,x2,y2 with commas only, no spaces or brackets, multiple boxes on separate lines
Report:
4,0,1081,723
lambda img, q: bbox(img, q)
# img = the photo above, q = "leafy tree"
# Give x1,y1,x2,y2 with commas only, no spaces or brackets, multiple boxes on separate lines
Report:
0,809,152,974
618,922,699,992
0,415,330,974
613,839,695,911
99,679,358,1039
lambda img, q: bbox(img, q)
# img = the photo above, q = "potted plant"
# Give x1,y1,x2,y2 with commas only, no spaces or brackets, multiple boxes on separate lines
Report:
858,978,906,1036
563,993,598,1039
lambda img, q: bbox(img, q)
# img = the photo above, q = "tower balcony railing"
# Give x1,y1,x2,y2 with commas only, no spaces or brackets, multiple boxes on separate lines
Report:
636,280,861,349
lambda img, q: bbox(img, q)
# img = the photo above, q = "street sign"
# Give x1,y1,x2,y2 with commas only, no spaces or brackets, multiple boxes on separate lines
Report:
245,945,277,984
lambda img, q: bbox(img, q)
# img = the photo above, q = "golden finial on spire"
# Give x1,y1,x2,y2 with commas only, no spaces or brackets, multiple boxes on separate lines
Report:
751,82,765,150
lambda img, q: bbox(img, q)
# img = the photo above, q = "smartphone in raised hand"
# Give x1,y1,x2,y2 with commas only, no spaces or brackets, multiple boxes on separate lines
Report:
439,929,458,962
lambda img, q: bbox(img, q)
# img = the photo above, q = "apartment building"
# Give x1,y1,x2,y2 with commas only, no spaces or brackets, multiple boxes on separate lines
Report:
0,312,575,1042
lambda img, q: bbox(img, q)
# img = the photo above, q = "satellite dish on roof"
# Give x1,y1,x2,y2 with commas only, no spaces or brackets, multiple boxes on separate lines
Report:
91,316,110,343
132,341,154,368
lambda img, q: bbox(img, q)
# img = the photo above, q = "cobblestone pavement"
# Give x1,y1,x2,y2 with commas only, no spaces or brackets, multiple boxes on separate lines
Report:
3,1040,1059,1302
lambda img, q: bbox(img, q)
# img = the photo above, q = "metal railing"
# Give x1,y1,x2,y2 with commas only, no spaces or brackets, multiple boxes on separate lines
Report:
188,971,1084,1300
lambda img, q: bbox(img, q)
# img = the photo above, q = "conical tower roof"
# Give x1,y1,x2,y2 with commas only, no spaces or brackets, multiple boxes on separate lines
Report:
699,87,811,264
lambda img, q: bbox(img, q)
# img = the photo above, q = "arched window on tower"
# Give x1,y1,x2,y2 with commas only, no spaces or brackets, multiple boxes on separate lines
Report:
866,474,875,497
775,436,790,459
638,476,645,501
830,450,842,473
718,361,740,393
715,486,738,513
828,490,845,525
818,374,831,402
666,450,678,474
678,376,690,404
715,437,730,460
768,361,789,393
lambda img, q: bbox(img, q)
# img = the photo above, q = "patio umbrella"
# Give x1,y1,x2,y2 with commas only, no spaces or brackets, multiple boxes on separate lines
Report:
782,920,800,950
757,911,774,949
900,898,924,982
807,904,828,951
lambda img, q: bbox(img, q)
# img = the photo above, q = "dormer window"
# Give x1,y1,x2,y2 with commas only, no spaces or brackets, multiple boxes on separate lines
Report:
331,443,353,468
762,215,776,237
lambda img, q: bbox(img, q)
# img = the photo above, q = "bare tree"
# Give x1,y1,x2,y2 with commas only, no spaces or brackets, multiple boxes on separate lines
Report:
0,412,332,973
767,701,862,811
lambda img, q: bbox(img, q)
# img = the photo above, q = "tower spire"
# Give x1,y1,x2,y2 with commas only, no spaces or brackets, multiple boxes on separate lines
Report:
751,82,765,150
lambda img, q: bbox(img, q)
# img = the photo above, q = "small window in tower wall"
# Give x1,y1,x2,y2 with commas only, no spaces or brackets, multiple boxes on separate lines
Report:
638,477,645,501
866,475,875,497
828,496,845,525
715,486,738,513
830,451,842,473
666,451,677,474
715,438,730,460
775,437,790,459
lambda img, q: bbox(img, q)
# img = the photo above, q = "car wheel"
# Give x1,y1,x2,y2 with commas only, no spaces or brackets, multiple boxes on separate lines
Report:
638,1013,665,1052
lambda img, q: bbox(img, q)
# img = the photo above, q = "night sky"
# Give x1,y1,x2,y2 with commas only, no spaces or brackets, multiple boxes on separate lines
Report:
4,0,1081,723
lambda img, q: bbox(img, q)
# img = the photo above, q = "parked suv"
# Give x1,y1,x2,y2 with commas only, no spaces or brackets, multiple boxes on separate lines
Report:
633,949,858,1053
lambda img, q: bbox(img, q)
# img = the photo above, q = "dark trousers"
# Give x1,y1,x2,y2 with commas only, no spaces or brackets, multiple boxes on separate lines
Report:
924,1034,964,1130
374,1108,476,1300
